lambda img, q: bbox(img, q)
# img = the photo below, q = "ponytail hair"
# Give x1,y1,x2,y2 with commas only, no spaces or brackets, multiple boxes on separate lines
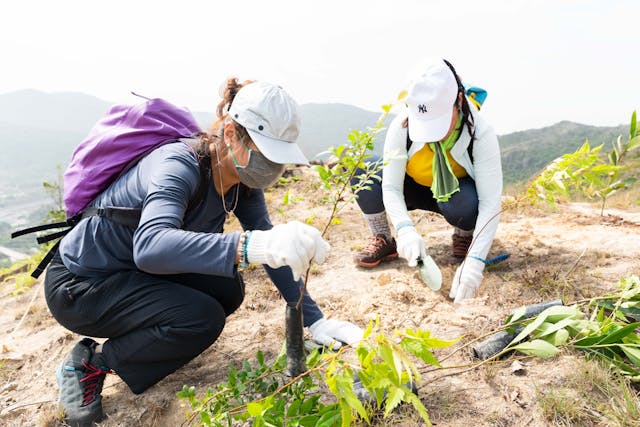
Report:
211,77,254,139
442,59,476,145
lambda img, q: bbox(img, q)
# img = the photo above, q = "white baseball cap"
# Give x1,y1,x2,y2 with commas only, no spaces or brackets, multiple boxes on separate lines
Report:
405,58,459,143
228,81,309,165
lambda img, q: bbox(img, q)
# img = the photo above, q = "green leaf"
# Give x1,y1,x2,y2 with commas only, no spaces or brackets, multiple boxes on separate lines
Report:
383,387,404,417
286,400,301,418
599,323,640,345
316,410,342,427
200,411,212,425
544,306,584,323
532,318,581,340
247,401,264,417
400,340,440,367
334,374,369,422
299,415,320,426
620,344,640,368
379,343,401,382
300,394,320,414
512,306,582,344
510,339,561,358
339,403,351,427
511,313,548,344
545,329,570,346
405,392,431,424
507,306,527,324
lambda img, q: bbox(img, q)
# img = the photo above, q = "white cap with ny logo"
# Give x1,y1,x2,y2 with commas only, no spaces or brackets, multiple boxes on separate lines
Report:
405,58,459,143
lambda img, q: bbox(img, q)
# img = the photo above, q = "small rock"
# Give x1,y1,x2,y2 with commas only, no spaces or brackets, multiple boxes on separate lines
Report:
511,360,527,376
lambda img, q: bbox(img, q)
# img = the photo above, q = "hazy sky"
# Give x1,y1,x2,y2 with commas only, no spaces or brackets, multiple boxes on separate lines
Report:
2,0,638,134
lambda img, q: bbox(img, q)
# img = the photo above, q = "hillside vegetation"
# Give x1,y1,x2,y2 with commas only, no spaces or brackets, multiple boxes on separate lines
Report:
0,90,632,261
500,120,628,184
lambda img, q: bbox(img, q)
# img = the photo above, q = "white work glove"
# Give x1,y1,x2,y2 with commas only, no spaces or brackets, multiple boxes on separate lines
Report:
308,318,364,350
449,257,485,303
397,226,426,267
247,221,330,281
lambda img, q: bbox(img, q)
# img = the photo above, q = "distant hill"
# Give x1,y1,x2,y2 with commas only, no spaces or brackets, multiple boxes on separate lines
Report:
0,90,387,228
0,89,630,229
297,103,389,160
499,120,627,184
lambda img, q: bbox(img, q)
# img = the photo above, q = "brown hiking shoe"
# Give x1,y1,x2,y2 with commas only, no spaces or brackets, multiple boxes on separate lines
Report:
354,234,398,267
451,232,473,264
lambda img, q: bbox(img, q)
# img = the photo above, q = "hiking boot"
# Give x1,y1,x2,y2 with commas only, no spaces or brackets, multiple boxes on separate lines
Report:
354,234,398,267
57,338,111,427
451,231,473,264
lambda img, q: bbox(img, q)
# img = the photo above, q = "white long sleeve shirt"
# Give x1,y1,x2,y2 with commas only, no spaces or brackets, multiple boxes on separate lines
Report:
382,108,503,261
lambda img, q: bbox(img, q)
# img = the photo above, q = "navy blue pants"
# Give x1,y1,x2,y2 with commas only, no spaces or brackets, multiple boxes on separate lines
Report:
351,156,478,231
44,251,244,394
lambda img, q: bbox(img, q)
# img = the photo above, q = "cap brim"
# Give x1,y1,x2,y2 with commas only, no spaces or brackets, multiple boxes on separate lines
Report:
407,110,453,143
246,128,310,165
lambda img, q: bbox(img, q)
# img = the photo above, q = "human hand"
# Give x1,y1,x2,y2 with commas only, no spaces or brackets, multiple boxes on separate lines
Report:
308,318,364,350
449,257,485,303
247,221,330,280
397,226,426,267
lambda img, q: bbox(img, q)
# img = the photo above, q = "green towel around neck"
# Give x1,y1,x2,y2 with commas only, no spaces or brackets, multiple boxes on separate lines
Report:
430,115,463,202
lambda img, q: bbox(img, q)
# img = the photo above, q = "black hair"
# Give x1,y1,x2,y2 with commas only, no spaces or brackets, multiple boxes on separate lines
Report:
442,59,476,145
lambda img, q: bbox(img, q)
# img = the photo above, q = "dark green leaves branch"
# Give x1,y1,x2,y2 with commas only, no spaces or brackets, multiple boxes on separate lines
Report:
495,275,640,380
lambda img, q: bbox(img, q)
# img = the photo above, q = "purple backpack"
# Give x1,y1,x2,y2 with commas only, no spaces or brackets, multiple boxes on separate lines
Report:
13,97,207,278
63,97,202,216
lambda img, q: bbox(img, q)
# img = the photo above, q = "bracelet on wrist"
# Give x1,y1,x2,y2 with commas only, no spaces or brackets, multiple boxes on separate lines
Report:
241,231,251,268
237,232,246,267
395,221,414,233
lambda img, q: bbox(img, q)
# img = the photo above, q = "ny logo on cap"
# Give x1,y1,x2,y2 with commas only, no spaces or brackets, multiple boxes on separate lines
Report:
418,104,428,113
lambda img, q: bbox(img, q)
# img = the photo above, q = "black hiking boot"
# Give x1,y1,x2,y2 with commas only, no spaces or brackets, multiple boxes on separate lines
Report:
56,338,111,426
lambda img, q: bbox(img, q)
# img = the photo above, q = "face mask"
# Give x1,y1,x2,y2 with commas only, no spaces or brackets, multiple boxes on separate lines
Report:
229,145,286,189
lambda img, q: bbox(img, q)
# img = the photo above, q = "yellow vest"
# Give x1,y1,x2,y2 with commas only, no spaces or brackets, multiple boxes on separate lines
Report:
406,144,468,187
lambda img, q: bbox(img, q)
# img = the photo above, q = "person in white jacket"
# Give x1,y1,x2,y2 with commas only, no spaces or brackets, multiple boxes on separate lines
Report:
352,58,503,303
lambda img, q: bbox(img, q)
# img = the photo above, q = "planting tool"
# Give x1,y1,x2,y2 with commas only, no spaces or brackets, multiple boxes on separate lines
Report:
417,255,442,290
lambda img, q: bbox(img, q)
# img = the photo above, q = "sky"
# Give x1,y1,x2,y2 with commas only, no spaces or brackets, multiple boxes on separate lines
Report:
1,0,638,135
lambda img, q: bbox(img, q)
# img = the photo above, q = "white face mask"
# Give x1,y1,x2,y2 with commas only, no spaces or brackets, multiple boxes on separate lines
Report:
229,144,285,189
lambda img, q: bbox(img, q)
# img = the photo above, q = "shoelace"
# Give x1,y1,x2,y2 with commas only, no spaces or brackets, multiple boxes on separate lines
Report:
80,360,111,407
363,236,386,255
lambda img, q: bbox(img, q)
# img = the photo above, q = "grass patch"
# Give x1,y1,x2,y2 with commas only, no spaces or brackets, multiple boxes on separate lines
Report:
536,358,640,426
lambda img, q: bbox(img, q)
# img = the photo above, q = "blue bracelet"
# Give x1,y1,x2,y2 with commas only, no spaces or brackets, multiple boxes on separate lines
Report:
241,231,251,267
395,221,414,233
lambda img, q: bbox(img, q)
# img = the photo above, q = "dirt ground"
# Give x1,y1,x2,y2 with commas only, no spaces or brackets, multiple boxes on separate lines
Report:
1,168,640,427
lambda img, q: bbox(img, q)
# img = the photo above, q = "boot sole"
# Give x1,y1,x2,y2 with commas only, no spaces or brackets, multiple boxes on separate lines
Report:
56,361,106,426
355,253,399,268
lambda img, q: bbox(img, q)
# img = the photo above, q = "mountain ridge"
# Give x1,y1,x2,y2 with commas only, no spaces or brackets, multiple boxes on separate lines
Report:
0,89,629,230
